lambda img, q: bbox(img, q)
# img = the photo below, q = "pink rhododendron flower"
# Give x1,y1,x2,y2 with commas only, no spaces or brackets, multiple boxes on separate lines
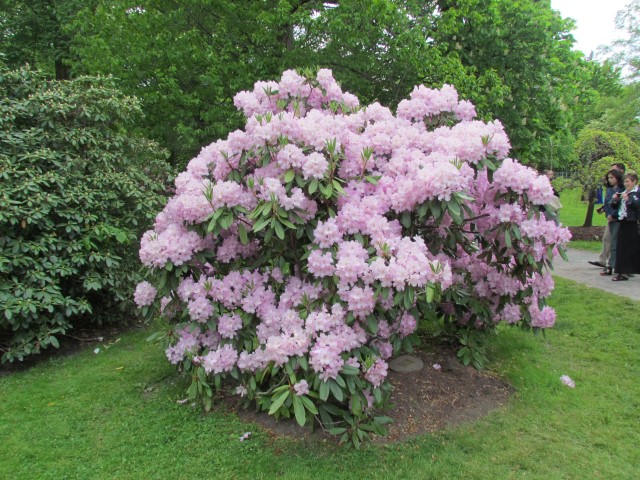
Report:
136,69,570,439
364,359,388,387
294,380,310,396
134,281,157,307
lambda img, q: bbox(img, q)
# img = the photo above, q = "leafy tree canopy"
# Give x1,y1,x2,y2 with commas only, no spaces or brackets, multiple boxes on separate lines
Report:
0,0,93,79
587,82,640,144
601,0,640,78
60,0,619,169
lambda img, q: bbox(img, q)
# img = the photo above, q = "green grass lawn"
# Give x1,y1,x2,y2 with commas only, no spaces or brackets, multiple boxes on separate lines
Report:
557,187,607,228
567,240,602,252
1,277,639,479
558,186,605,252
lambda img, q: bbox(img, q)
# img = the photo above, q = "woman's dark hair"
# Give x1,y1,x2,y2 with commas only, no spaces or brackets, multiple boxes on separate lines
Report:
606,169,623,186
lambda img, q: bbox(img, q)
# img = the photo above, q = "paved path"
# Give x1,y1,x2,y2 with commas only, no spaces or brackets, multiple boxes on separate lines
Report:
552,248,640,302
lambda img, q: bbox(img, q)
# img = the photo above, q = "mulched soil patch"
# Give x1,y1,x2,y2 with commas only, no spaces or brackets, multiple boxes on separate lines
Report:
223,345,514,445
568,226,605,241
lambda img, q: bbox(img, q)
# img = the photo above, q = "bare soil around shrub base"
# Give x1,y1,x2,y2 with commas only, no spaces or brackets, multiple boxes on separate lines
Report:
225,345,514,445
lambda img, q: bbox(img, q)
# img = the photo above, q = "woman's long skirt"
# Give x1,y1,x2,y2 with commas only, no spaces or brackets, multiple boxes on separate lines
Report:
614,220,640,274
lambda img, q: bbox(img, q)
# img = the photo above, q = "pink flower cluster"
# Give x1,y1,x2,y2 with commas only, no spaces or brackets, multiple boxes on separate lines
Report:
136,69,570,414
134,281,156,307
364,359,388,388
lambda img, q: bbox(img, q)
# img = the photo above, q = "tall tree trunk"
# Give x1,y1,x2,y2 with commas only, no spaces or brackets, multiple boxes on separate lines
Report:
55,59,71,80
583,188,595,227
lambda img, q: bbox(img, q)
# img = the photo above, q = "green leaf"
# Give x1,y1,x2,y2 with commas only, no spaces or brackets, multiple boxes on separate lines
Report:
374,415,393,425
447,201,463,224
373,388,382,404
558,247,569,262
187,381,198,399
341,364,360,376
365,175,379,185
274,220,285,240
207,218,218,233
504,229,512,248
426,283,435,303
284,169,295,183
238,223,249,245
293,395,306,426
252,217,270,233
329,380,344,402
268,390,290,415
401,211,411,228
298,356,308,371
431,202,442,219
319,381,330,401
366,316,379,334
350,393,362,415
300,395,318,414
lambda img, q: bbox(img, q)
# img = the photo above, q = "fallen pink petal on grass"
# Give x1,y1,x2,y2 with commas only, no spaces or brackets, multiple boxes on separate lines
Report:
560,375,575,388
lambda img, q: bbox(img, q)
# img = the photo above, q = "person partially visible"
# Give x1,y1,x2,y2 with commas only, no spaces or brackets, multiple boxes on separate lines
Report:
611,171,640,281
589,162,626,268
540,169,561,223
544,170,560,190
598,169,624,276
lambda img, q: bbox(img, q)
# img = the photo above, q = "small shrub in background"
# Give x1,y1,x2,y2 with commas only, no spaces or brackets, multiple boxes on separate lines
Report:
137,69,570,445
0,64,171,362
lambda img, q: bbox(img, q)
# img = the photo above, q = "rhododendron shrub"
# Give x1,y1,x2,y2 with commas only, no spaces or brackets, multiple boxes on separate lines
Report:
136,69,569,443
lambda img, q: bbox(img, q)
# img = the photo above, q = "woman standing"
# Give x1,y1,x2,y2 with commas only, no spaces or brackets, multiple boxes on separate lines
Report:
599,169,624,276
611,172,640,281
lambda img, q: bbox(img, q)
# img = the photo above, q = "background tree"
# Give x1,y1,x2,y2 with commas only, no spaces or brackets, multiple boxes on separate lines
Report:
431,0,622,167
0,0,91,79
66,0,613,169
587,81,640,143
573,129,640,226
601,0,640,78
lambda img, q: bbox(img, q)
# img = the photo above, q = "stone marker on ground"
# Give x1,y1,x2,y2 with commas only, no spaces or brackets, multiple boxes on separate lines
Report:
389,355,424,373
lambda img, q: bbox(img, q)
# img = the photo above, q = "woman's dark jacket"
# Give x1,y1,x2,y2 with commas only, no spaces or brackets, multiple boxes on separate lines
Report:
604,185,625,219
611,189,640,222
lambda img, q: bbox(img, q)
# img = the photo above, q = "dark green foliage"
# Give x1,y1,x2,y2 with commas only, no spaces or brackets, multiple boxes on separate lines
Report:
0,64,171,361
0,0,92,79
66,0,615,169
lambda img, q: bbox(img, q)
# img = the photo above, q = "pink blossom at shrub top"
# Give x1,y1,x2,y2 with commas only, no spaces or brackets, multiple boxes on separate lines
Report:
136,68,570,438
